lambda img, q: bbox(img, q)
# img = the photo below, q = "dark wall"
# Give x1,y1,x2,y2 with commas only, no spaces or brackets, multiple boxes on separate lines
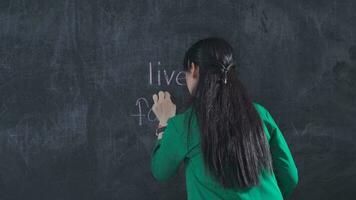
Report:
0,0,355,199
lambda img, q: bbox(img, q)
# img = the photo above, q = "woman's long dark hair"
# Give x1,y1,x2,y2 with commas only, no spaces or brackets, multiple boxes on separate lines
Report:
183,37,273,188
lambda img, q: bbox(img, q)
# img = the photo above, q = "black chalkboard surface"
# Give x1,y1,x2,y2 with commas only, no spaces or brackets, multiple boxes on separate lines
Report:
0,0,355,200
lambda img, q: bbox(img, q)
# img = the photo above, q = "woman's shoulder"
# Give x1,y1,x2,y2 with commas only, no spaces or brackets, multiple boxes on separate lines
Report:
170,103,270,123
252,101,271,121
169,106,194,124
166,105,196,134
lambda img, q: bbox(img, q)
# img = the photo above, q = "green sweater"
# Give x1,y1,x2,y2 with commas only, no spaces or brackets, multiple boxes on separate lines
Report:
151,102,298,200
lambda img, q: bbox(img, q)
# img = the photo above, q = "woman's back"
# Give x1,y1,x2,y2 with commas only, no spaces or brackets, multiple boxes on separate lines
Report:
151,37,298,200
151,102,298,200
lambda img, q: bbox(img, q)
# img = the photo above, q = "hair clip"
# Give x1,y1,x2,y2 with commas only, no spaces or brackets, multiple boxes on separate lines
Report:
219,63,233,84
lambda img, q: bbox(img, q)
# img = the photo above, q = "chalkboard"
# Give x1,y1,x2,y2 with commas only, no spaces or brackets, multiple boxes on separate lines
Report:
0,0,355,199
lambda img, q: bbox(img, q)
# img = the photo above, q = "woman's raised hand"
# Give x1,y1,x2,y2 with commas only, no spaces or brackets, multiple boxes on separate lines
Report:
152,91,176,126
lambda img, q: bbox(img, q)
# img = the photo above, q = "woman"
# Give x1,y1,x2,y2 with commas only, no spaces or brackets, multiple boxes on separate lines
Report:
151,37,298,200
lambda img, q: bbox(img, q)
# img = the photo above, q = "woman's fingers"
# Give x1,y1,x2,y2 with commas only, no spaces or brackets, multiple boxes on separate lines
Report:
153,90,173,104
158,91,165,103
152,94,158,104
151,91,176,122
164,91,170,99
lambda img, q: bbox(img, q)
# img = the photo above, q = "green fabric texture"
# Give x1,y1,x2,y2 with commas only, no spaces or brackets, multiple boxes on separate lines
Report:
151,102,298,200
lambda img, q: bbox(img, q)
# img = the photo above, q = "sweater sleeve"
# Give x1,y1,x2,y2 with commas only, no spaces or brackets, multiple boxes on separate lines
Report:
150,117,186,181
264,108,299,199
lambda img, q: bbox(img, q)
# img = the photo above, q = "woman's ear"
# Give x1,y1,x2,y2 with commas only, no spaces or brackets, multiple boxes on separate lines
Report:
191,62,199,78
